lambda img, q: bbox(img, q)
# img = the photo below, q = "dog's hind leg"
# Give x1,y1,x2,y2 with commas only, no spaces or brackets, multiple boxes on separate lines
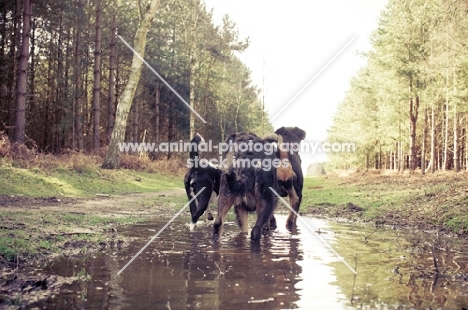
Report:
268,214,277,231
212,194,235,242
285,188,300,229
251,190,277,241
234,203,249,233
206,191,218,221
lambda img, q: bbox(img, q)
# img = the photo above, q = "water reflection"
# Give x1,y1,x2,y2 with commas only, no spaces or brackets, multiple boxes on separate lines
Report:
31,215,468,309
112,219,311,309
326,220,468,309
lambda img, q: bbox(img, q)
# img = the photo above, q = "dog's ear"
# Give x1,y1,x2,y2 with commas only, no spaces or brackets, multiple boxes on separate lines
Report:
274,127,286,136
224,132,238,143
290,127,306,141
275,127,306,143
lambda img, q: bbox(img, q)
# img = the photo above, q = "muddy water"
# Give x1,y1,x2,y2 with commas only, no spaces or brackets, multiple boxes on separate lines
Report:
30,215,468,309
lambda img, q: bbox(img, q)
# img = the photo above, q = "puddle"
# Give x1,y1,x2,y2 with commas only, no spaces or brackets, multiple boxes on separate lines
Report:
28,215,468,309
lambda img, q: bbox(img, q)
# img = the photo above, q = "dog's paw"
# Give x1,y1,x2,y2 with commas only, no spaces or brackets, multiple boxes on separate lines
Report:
286,218,297,230
262,224,271,234
251,226,262,241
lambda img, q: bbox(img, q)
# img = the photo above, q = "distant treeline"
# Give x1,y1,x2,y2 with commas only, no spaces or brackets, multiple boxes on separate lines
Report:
328,0,468,173
1,0,271,155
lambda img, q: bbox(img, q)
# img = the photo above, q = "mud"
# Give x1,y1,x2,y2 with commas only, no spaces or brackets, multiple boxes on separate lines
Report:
0,189,185,217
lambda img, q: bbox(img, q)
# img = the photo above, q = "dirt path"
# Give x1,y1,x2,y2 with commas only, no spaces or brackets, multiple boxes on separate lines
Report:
0,188,186,217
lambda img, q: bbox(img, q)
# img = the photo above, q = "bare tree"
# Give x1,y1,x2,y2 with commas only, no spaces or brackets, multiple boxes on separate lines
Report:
102,0,161,169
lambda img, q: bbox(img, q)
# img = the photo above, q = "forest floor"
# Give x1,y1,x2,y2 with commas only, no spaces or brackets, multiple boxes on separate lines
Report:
1,155,468,307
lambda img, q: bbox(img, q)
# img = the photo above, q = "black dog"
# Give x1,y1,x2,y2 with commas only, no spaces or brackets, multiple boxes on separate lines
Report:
274,126,306,228
212,132,279,242
184,133,221,230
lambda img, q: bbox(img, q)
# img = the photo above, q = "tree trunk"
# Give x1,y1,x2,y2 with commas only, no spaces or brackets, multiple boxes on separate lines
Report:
64,29,72,149
132,96,139,143
430,101,435,173
13,0,31,144
102,0,161,169
8,0,22,139
44,44,52,149
443,75,449,170
73,2,84,151
453,103,459,172
92,0,102,153
234,82,241,133
84,43,90,147
152,81,160,160
107,4,116,143
54,14,63,153
422,107,427,174
398,141,403,172
365,153,369,171
465,116,468,171
453,68,459,172
167,98,174,160
28,16,35,131
189,0,200,138
408,78,419,171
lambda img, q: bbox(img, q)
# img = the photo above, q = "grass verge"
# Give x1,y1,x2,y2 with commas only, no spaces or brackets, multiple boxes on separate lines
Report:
0,153,187,269
302,171,468,234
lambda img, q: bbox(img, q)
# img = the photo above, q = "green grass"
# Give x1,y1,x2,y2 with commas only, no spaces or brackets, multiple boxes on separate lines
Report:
0,160,187,266
0,210,141,265
303,176,414,209
302,177,359,206
0,166,182,198
302,174,468,232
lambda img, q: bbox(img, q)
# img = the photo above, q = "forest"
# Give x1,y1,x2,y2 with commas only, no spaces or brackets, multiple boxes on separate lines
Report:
0,0,271,159
328,0,468,173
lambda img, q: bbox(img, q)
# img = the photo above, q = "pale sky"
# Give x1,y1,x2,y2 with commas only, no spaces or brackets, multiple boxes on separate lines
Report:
203,0,388,170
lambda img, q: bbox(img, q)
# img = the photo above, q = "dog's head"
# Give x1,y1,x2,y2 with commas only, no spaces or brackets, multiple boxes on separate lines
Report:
191,133,205,145
189,133,205,160
222,131,258,158
274,127,306,144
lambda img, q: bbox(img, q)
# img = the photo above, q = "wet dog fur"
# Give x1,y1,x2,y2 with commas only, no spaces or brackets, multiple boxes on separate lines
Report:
212,127,306,241
184,133,221,230
212,132,279,242
274,126,306,228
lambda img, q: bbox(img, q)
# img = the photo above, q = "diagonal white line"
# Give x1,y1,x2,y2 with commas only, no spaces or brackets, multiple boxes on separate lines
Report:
270,36,356,122
269,187,357,275
117,187,206,275
118,35,207,124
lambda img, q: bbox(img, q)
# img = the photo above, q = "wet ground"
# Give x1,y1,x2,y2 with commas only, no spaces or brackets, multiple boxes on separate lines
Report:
26,214,468,309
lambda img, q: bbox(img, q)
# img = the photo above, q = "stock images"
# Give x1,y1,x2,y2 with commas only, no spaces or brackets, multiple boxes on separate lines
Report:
1,0,468,309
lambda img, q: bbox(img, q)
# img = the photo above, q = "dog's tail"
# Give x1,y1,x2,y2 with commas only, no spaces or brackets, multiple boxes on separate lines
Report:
189,133,205,160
